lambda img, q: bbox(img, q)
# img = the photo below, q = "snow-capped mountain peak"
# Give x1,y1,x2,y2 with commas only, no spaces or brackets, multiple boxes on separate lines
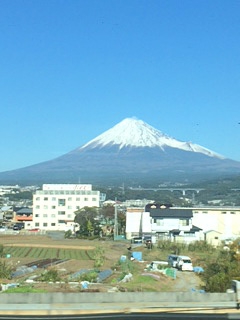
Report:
80,117,224,159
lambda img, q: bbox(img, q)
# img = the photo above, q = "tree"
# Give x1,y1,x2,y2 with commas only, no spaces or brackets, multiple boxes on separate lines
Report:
200,249,240,292
100,205,115,224
74,207,100,236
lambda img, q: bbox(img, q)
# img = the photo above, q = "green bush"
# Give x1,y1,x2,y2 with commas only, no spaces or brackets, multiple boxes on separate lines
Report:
157,240,186,255
40,269,61,282
64,230,72,239
0,260,13,279
188,241,214,252
0,245,5,258
79,271,98,282
200,250,240,292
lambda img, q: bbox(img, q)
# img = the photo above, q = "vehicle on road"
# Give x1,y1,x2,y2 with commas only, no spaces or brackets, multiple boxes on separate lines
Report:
168,254,179,268
176,255,193,271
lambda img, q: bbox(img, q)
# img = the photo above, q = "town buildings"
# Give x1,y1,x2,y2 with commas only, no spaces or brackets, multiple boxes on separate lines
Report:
126,203,240,245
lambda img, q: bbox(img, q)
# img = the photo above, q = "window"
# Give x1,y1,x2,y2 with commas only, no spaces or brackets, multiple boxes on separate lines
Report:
67,214,72,218
92,197,97,201
36,197,40,201
35,222,39,227
156,219,164,226
43,205,48,209
84,197,88,201
52,197,56,201
51,206,56,209
58,211,65,215
51,214,56,218
58,199,66,206
43,214,48,218
221,211,227,214
51,223,56,226
76,197,80,201
68,197,72,201
35,214,39,218
43,222,48,227
68,206,72,209
180,219,189,226
35,205,40,209
44,197,48,201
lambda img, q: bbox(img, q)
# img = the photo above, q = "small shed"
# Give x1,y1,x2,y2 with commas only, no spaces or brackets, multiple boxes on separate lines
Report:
204,230,222,247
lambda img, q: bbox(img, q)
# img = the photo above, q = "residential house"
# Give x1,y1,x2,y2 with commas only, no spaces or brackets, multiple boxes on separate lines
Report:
0,206,13,221
204,230,222,247
126,203,203,243
13,207,33,229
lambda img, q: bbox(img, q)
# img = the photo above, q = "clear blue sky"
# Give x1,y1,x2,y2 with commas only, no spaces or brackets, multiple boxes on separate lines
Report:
0,0,239,172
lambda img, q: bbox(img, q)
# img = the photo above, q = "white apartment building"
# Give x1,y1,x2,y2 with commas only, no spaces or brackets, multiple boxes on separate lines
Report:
30,184,102,231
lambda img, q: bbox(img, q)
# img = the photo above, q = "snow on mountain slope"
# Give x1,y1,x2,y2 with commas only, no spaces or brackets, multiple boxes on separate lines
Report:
80,117,224,159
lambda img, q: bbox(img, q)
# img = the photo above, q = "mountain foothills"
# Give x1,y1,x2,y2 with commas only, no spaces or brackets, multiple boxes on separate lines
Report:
1,118,240,186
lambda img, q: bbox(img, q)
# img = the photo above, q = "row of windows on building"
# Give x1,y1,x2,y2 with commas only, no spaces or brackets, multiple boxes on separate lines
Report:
35,197,97,202
34,221,68,227
35,212,73,218
152,219,190,226
35,205,81,210
193,211,238,214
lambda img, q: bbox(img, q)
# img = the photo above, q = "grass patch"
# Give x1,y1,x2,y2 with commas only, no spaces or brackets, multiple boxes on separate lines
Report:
119,274,160,292
4,286,47,293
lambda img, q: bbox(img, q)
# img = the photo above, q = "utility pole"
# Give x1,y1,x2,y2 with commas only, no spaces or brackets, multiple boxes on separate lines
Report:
114,198,118,239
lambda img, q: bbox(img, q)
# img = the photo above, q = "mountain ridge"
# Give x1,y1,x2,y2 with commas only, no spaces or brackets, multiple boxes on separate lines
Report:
0,117,239,185
79,117,224,159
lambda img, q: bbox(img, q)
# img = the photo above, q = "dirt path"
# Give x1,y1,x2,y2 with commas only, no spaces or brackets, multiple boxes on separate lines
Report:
174,270,203,292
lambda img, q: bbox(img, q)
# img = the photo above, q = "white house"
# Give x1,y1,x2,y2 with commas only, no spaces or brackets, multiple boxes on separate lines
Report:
126,204,240,244
30,184,102,231
126,203,202,242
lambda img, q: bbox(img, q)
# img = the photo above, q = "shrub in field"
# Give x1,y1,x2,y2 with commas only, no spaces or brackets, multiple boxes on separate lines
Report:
64,230,72,239
115,259,136,280
200,250,240,292
157,240,186,255
188,241,214,252
79,271,98,282
0,245,5,258
40,269,61,282
0,260,13,279
93,246,105,268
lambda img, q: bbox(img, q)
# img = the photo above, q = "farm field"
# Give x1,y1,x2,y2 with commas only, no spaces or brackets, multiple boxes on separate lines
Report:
0,233,202,293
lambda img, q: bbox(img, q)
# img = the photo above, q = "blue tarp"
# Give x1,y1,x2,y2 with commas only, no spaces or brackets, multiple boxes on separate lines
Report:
193,266,204,273
132,252,142,261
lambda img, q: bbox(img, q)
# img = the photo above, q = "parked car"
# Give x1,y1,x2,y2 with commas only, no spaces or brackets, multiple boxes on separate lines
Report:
176,255,193,271
168,254,179,268
0,226,7,232
131,237,143,244
13,223,24,230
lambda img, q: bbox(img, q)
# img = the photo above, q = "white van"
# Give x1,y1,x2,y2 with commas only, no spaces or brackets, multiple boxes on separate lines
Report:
167,254,178,268
176,255,193,271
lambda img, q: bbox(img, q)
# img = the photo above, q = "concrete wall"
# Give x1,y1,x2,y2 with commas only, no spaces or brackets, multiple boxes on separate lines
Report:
0,292,235,304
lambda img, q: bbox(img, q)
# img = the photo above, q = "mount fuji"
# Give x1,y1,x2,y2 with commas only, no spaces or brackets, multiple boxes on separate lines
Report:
1,117,240,185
